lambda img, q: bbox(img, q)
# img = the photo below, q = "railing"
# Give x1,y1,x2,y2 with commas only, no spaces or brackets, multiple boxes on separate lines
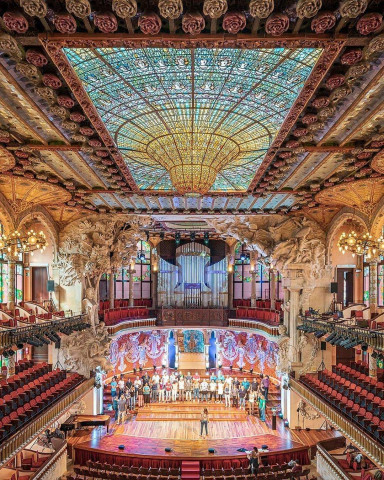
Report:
300,316,384,351
0,377,94,466
0,315,87,349
158,307,228,326
290,377,384,469
107,317,157,335
229,318,280,337
316,438,351,480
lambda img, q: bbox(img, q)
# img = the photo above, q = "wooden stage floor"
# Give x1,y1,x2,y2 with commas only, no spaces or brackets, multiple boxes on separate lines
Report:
70,402,340,462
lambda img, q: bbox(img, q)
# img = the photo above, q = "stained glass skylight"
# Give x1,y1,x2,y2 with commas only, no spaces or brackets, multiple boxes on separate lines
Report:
65,47,322,193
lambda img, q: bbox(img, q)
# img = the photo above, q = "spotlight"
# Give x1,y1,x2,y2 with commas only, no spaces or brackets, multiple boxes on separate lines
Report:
204,232,209,245
175,232,181,246
133,368,137,373
284,420,289,428
153,365,157,371
239,367,243,372
371,351,378,359
314,331,325,338
325,332,337,342
250,368,253,374
190,232,196,242
230,365,233,371
361,343,368,351
16,342,24,349
139,367,143,372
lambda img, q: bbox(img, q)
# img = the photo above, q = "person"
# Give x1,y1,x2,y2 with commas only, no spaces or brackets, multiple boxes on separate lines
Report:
200,408,209,437
200,379,209,402
110,376,118,398
158,382,165,402
248,389,256,415
137,384,144,408
172,380,178,402
165,380,172,402
210,371,217,382
185,375,193,401
239,385,247,410
129,385,136,410
250,378,258,392
112,396,118,421
224,384,231,407
242,378,250,391
259,391,266,422
143,383,151,404
152,371,160,386
193,377,200,401
117,395,126,424
262,375,270,402
288,460,302,473
217,380,224,403
248,447,260,474
209,379,217,402
151,380,158,402
162,371,169,384
118,374,125,393
134,376,142,396
179,376,185,401
193,372,200,382
232,383,239,408
234,377,240,389
126,377,132,390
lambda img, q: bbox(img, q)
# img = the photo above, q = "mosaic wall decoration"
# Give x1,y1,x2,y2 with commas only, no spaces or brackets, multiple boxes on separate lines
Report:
183,330,205,353
65,47,322,192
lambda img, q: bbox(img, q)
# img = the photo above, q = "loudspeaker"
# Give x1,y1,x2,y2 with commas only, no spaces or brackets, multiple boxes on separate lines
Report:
208,448,215,454
47,280,55,292
321,341,327,351
118,445,125,450
261,445,268,450
330,282,338,294
165,448,172,452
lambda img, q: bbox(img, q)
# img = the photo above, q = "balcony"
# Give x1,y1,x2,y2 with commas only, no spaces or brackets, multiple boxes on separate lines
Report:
289,377,384,469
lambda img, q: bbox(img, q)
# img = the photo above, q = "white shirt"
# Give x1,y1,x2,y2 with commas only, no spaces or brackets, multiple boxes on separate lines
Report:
172,382,178,391
179,379,185,389
200,381,208,391
152,374,160,384
134,379,142,388
118,380,125,389
217,383,224,395
210,382,217,392
162,374,169,383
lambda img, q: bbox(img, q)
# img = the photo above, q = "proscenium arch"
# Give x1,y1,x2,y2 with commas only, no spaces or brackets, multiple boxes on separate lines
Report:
0,191,15,234
368,197,384,239
326,207,369,265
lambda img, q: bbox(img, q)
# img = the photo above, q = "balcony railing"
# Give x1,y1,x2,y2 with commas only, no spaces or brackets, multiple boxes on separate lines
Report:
106,317,157,335
299,316,384,352
0,315,87,349
229,318,280,337
290,377,384,469
0,377,94,466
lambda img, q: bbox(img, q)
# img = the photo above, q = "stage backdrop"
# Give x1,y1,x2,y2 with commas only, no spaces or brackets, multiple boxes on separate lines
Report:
217,330,279,378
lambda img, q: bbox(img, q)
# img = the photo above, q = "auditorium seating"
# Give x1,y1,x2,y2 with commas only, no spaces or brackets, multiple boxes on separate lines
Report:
99,299,152,313
233,300,282,311
300,363,384,444
70,461,310,480
236,308,280,325
0,361,83,444
103,307,150,326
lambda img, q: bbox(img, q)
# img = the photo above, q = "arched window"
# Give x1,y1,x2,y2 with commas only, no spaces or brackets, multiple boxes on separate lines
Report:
0,222,24,304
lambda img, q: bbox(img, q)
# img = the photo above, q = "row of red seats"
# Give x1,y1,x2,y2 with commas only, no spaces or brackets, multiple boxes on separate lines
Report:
301,374,384,444
15,358,34,375
0,362,51,396
236,308,280,325
233,299,282,310
330,364,383,398
100,299,152,312
318,370,384,408
0,369,66,418
104,307,149,326
0,372,82,443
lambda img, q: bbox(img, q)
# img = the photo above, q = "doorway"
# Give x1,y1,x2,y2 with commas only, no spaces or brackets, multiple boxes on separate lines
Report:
336,268,354,306
32,266,48,303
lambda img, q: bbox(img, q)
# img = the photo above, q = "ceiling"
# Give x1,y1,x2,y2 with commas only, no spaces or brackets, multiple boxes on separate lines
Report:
0,0,383,223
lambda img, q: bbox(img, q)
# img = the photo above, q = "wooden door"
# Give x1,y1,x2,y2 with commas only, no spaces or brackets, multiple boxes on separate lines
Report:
32,266,48,302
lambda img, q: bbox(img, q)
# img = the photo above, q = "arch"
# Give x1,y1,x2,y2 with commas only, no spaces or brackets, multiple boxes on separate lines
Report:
0,191,15,234
369,197,384,238
326,207,369,265
16,206,60,259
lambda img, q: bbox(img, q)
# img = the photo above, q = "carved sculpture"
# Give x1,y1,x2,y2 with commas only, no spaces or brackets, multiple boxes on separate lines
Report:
297,399,321,420
61,321,112,378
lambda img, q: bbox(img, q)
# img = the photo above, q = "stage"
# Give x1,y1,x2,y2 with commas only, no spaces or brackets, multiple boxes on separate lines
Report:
69,401,338,469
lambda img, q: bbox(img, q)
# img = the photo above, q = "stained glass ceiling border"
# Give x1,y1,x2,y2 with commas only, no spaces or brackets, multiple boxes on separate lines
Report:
43,36,345,195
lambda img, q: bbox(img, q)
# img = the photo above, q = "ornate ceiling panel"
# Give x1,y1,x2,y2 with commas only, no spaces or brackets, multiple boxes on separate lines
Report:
65,46,321,193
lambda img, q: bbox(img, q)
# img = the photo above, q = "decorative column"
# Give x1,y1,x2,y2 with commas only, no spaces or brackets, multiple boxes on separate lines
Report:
108,273,115,308
7,260,16,311
270,268,276,310
7,354,16,377
250,251,258,307
288,287,301,362
369,351,377,380
283,287,290,328
228,267,234,309
128,263,135,307
369,259,378,313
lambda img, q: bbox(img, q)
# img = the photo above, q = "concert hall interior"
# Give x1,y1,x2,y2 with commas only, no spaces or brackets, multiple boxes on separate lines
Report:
1,1,384,479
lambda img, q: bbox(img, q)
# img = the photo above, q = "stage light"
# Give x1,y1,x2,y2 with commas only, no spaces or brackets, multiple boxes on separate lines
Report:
175,232,181,246
230,365,233,371
153,365,157,371
190,232,196,242
284,420,289,428
160,232,165,240
361,343,368,351
371,351,378,359
239,367,243,372
133,368,137,373
278,413,284,419
139,367,143,372
16,342,24,349
250,368,253,374
204,232,209,245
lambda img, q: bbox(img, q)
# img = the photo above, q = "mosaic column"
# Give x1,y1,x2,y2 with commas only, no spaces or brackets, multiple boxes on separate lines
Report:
270,269,276,310
129,267,135,307
369,259,378,314
108,274,115,309
151,270,158,309
369,351,377,379
7,354,16,377
289,287,301,362
228,269,234,309
283,287,290,328
7,260,16,311
250,251,258,307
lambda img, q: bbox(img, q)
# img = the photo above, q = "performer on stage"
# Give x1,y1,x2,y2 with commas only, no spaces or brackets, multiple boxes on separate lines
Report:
200,408,209,437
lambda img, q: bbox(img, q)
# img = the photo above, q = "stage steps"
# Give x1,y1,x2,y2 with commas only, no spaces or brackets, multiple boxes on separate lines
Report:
182,461,200,480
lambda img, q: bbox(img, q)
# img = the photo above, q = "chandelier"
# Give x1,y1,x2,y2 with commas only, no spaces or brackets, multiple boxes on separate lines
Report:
338,230,384,259
0,229,47,259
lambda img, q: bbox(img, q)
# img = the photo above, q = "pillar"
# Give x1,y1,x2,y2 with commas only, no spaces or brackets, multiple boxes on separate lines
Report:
7,260,16,311
129,268,135,307
369,351,377,380
108,274,115,308
250,271,257,307
151,269,158,309
354,255,364,304
7,354,15,377
270,269,276,310
369,259,378,314
289,287,301,362
228,268,234,309
283,287,290,328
